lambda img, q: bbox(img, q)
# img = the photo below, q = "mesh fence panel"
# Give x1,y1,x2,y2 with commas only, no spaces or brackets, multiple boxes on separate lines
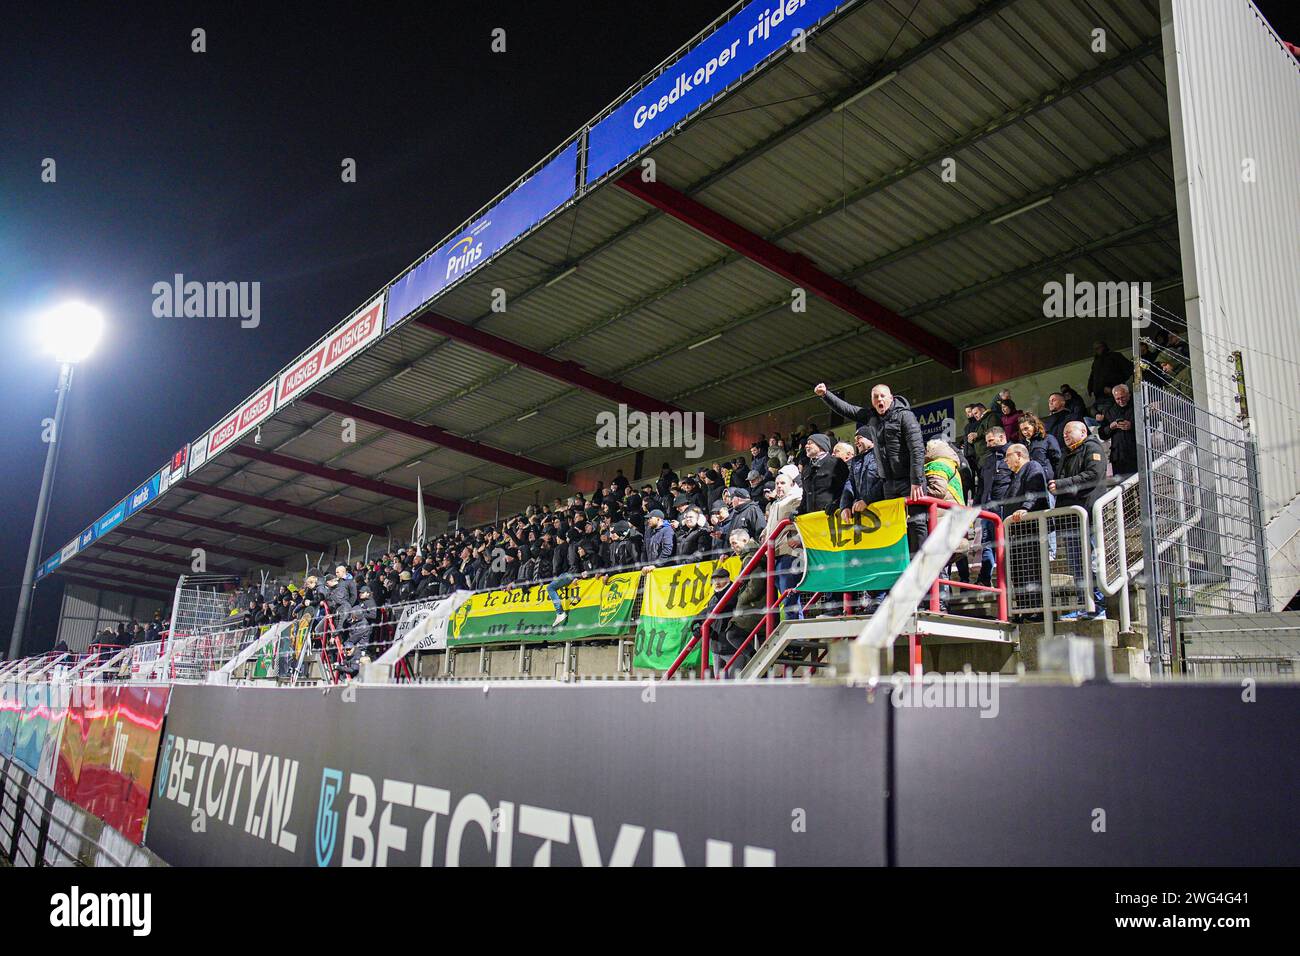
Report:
1137,381,1270,654
1006,507,1091,616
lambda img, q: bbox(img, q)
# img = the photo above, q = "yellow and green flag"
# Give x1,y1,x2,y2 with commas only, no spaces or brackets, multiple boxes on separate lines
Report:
447,572,640,646
634,556,741,670
795,497,910,592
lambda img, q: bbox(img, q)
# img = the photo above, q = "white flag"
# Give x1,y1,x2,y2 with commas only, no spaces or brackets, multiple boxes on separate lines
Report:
413,477,427,547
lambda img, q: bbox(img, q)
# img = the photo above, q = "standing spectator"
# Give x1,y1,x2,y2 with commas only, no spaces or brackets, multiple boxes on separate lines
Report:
1060,384,1090,418
963,403,996,485
996,398,1023,437
641,510,675,568
1097,383,1137,476
762,471,804,619
1017,412,1062,480
767,434,788,467
1086,341,1133,410
1049,421,1109,617
839,427,884,521
797,432,848,516
976,426,1013,586
815,382,925,547
1040,393,1083,454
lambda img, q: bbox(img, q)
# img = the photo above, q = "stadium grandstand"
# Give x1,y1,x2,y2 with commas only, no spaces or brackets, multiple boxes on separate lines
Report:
4,0,1300,874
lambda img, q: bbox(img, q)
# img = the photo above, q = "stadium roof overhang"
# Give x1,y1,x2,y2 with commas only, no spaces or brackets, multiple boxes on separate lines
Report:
48,0,1182,590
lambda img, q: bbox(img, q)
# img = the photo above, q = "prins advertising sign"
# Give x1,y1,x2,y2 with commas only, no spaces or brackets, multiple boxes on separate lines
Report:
207,382,276,460
276,293,385,409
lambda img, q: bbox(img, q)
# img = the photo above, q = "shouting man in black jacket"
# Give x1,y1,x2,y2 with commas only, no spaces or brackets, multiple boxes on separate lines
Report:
815,382,927,553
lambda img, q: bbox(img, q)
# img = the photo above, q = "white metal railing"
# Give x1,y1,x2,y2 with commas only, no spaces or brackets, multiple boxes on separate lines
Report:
1091,440,1200,633
216,622,289,681
1004,505,1095,639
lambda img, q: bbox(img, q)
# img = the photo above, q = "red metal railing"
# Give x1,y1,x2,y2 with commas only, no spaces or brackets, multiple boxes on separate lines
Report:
919,497,1008,622
662,499,1009,681
663,518,790,680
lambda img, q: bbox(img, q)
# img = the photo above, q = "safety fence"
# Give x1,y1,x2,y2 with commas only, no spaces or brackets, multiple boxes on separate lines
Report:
7,495,1133,685
1137,383,1273,669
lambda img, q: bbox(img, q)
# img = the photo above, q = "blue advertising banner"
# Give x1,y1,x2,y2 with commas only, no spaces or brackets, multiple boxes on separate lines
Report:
912,397,955,443
586,0,849,182
78,527,95,550
384,141,579,330
93,499,128,539
124,471,163,517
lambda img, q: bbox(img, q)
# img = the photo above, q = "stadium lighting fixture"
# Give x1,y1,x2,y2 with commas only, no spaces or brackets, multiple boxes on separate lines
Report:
833,71,897,112
517,410,539,421
9,300,105,660
989,194,1055,225
35,300,104,364
688,333,722,350
545,265,578,288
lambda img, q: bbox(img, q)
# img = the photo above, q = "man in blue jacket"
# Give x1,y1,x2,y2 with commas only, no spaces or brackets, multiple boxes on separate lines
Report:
641,510,676,568
976,426,1013,586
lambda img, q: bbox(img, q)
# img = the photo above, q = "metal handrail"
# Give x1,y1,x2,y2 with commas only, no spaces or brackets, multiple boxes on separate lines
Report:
663,519,789,681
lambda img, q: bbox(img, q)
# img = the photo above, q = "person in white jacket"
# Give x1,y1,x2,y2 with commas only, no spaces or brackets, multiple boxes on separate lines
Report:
763,470,805,619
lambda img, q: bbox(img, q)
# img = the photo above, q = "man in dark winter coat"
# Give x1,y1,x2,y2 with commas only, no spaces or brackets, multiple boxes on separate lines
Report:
1004,444,1051,518
1097,383,1137,476
606,521,642,574
337,586,377,679
1042,392,1085,452
726,488,767,542
816,382,926,551
799,433,848,515
1003,444,1052,612
1049,421,1109,616
1087,341,1134,410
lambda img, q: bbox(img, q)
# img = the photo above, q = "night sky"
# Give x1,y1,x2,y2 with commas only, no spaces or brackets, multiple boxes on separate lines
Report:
2,1,1298,652
0,1,724,649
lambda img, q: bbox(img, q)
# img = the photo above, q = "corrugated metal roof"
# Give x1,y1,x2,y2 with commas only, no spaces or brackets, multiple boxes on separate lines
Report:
59,0,1187,586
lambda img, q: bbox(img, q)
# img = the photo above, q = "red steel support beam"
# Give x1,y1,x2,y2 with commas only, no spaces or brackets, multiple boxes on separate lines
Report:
230,444,460,513
115,529,276,565
55,570,173,600
57,574,172,602
150,507,328,552
179,479,386,536
616,174,962,369
302,393,567,483
415,313,723,439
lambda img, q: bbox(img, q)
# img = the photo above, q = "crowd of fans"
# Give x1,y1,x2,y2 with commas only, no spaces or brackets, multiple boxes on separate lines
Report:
60,330,1187,669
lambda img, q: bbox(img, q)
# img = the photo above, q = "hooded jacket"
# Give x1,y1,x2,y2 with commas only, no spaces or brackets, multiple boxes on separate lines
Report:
923,448,964,504
841,446,883,511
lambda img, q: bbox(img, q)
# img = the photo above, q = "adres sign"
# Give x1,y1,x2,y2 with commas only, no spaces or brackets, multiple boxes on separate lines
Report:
276,293,385,409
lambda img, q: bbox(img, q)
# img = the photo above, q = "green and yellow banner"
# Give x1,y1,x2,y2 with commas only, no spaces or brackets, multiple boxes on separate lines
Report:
795,497,910,593
447,572,640,646
634,556,742,670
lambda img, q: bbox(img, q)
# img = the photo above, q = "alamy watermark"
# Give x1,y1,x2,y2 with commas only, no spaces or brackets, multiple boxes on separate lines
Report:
1042,273,1151,327
152,273,260,327
889,672,1000,718
595,403,706,459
